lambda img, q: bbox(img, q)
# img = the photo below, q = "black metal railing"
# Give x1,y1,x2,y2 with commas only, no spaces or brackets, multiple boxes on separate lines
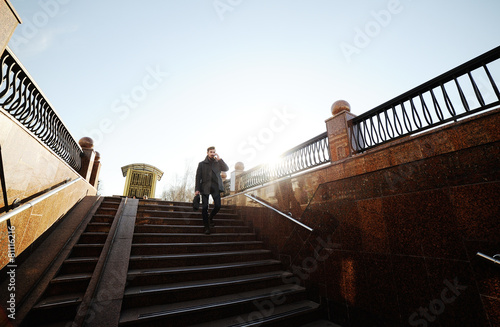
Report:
239,132,330,191
350,45,500,153
0,47,82,171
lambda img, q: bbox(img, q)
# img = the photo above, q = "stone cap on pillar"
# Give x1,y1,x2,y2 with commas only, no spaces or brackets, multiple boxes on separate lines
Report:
331,100,351,117
79,137,94,149
235,162,245,171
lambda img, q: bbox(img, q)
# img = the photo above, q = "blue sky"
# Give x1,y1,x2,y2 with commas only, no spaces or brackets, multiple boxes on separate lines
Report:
7,0,500,196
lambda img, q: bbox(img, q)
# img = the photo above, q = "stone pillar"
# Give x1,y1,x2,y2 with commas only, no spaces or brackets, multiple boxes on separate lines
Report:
231,162,245,194
89,151,101,188
78,137,96,182
0,0,21,54
325,100,356,162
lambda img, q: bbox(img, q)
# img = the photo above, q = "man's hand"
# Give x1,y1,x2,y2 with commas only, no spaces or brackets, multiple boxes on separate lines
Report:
195,191,200,195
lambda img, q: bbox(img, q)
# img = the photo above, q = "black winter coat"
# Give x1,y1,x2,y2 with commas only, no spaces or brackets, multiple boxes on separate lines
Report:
195,156,229,195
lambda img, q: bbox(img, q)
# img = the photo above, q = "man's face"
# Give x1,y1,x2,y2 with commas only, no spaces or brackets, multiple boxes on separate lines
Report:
208,149,216,158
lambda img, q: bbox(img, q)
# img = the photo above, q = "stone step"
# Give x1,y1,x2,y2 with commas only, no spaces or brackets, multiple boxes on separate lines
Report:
133,224,250,234
136,210,238,219
78,232,108,244
188,300,322,327
85,222,112,233
90,214,115,224
118,284,308,326
43,273,92,297
25,293,83,325
134,216,245,226
59,257,98,274
70,244,104,257
126,259,284,286
122,271,293,309
130,240,264,255
95,207,118,216
127,249,273,269
137,203,235,213
132,232,257,243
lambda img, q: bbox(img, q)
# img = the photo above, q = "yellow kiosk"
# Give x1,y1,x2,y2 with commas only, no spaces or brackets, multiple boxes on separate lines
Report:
121,163,163,198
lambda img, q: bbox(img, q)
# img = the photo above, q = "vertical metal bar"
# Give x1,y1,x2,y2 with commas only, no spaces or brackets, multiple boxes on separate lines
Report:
409,97,422,128
454,77,470,112
440,83,457,117
430,89,444,121
483,64,500,100
418,93,433,125
468,71,485,107
392,105,404,136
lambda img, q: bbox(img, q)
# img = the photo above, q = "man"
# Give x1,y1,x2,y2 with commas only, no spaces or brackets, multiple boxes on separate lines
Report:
195,146,229,234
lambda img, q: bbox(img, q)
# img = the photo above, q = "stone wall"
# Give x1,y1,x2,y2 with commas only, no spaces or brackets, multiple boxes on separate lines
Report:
223,107,500,326
0,109,97,269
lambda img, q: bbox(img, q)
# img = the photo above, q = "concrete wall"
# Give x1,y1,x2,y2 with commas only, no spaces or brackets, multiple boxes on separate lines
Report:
0,0,21,54
223,107,500,326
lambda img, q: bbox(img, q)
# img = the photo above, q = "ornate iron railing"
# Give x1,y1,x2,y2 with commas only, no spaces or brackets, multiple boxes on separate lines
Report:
0,47,82,171
350,45,500,153
239,132,330,191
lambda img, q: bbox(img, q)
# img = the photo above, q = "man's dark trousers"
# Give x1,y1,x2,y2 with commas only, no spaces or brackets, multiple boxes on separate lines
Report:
201,190,221,227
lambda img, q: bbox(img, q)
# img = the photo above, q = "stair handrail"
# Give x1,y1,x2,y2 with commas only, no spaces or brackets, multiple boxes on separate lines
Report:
0,145,9,213
244,194,313,232
0,176,83,225
476,252,500,267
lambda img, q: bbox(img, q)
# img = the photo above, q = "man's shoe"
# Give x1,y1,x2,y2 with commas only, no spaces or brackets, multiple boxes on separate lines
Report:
209,218,215,228
204,227,211,235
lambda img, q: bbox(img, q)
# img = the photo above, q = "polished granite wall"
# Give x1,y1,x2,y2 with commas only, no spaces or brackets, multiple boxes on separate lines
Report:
0,110,96,268
223,108,500,326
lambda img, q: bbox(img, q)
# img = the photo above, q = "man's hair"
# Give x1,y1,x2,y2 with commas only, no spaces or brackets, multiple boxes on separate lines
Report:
207,146,215,152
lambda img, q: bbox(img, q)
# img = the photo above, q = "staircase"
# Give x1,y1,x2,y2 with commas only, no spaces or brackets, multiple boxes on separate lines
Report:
21,196,122,326
16,197,335,326
119,199,325,326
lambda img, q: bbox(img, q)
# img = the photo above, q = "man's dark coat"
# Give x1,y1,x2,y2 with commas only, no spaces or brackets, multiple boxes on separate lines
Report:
195,156,229,195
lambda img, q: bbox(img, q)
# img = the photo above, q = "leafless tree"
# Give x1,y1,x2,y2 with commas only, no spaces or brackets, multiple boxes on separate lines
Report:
161,163,195,202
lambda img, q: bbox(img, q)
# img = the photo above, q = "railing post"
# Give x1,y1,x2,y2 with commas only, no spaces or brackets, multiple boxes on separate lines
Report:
231,162,245,194
78,137,96,182
325,100,356,162
0,0,21,54
89,151,101,188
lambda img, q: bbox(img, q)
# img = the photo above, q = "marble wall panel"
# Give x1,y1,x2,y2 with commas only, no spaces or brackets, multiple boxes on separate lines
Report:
0,111,96,269
223,108,500,326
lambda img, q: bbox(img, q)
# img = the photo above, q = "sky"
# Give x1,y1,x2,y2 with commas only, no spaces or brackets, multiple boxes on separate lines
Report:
7,0,500,197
